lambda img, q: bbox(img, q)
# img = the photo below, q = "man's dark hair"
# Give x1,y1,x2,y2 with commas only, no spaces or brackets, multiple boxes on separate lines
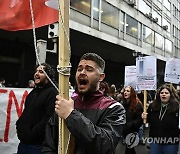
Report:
35,63,55,80
80,53,105,72
0,78,5,82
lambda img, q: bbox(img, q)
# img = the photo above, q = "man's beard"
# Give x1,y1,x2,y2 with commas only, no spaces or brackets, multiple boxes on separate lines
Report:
78,80,99,95
35,79,48,87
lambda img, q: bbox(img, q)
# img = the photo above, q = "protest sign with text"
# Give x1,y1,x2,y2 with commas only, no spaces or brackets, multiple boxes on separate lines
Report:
136,56,157,90
0,88,31,154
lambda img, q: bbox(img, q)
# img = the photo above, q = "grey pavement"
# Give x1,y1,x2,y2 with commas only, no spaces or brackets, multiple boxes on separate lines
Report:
115,141,150,154
115,126,150,154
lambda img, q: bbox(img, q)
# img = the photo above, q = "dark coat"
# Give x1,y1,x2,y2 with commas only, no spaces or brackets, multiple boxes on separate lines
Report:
147,103,179,143
121,100,143,137
16,82,58,144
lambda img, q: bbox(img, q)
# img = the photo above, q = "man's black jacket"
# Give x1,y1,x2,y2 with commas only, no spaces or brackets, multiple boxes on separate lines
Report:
42,91,126,154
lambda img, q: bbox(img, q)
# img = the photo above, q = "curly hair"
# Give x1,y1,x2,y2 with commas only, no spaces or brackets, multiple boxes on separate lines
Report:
35,63,55,81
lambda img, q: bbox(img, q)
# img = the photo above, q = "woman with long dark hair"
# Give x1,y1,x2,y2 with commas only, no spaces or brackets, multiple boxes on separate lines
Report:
142,84,179,154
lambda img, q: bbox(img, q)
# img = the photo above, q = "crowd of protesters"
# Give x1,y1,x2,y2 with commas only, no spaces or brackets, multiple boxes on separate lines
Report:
99,81,180,154
1,76,180,154
1,53,180,154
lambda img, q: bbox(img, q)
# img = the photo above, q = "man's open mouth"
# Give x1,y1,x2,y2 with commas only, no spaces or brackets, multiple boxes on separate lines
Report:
79,79,88,86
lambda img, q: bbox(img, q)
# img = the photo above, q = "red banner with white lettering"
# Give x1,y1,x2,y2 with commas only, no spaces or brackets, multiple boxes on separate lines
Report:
0,88,31,154
0,0,58,31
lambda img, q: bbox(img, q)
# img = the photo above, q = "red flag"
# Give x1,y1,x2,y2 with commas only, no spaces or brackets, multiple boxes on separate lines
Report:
0,0,58,31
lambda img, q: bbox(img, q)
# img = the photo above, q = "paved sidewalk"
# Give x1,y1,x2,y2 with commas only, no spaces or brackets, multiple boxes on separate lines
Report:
115,126,150,154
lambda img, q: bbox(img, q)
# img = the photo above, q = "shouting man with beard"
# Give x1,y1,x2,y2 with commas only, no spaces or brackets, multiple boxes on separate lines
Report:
42,53,126,154
16,63,58,154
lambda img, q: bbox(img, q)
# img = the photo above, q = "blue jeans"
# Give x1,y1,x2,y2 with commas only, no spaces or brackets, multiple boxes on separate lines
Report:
17,143,42,154
150,143,178,154
138,125,144,142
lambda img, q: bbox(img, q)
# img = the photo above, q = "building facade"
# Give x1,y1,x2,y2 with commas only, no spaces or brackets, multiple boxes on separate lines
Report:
70,0,180,59
69,0,180,87
0,0,179,87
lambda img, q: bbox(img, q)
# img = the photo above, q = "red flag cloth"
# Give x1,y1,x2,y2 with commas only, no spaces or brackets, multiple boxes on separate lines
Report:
0,0,58,31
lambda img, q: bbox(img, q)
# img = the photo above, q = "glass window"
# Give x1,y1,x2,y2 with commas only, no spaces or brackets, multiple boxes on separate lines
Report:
163,0,170,11
152,9,162,26
163,9,171,17
126,15,138,38
155,33,164,50
93,0,100,19
173,25,175,37
165,39,172,53
143,26,154,45
101,1,119,29
120,11,125,32
176,27,178,38
172,5,176,16
138,0,151,15
162,18,170,33
139,23,142,40
162,0,171,18
70,0,91,16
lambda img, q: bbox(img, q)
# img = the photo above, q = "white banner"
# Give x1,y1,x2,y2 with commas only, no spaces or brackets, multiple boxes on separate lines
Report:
164,58,180,84
136,56,157,90
124,65,137,89
0,88,31,154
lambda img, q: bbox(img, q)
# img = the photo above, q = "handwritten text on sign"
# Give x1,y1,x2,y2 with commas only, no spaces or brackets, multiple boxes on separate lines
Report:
0,88,31,154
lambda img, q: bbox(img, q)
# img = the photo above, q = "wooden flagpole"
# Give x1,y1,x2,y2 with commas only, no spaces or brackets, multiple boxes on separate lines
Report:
143,90,147,124
58,0,70,154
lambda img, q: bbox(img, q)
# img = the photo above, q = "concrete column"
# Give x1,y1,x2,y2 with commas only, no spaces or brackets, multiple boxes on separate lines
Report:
37,39,47,64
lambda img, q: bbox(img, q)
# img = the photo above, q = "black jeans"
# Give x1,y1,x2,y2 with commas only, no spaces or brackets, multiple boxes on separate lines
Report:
17,142,42,154
125,147,136,154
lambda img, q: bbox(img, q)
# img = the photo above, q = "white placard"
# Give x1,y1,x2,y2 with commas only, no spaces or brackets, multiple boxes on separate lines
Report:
164,58,180,84
136,56,157,90
0,88,32,154
124,65,137,89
